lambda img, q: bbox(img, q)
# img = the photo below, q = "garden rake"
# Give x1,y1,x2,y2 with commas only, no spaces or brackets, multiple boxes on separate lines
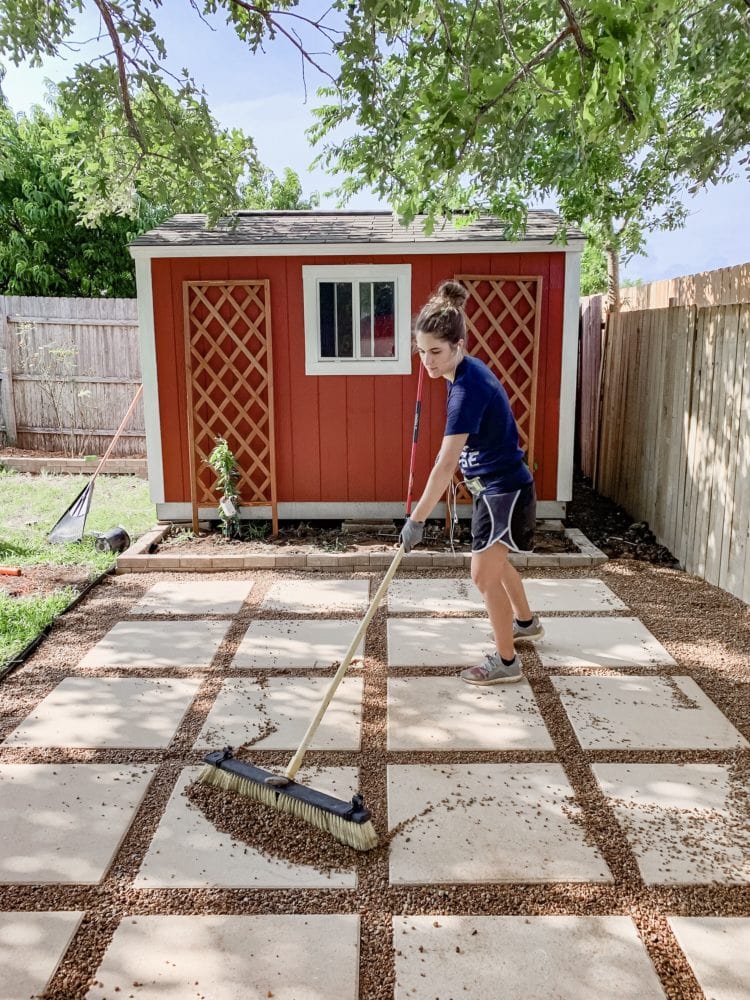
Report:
198,364,426,851
47,385,143,544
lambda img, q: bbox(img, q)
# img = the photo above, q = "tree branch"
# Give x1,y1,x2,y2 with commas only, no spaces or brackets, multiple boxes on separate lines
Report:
91,0,147,152
227,0,338,82
557,0,592,60
477,24,574,114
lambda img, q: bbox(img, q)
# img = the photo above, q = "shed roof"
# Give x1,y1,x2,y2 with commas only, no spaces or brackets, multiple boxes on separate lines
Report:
130,209,584,248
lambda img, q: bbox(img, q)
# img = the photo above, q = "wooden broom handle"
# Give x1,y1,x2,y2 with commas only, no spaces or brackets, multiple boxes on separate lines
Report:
89,385,144,484
283,544,405,781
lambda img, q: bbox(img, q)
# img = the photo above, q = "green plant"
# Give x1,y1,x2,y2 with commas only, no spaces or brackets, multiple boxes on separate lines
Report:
0,588,77,670
207,438,242,539
242,520,270,541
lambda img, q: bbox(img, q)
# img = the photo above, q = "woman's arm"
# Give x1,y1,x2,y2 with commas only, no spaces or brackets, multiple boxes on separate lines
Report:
409,433,468,522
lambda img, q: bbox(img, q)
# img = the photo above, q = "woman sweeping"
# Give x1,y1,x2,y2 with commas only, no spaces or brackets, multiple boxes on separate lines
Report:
400,280,543,684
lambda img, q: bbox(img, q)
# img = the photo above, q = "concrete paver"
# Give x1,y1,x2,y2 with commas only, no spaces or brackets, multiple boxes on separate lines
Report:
3,677,200,748
233,619,365,668
668,917,750,1000
0,764,155,883
393,915,665,999
128,579,253,615
261,577,370,613
387,763,612,884
387,676,553,750
88,914,360,1000
536,616,677,668
195,676,363,749
0,911,84,1000
387,617,492,667
387,576,628,613
135,767,357,889
78,620,231,668
593,763,750,884
553,675,749,750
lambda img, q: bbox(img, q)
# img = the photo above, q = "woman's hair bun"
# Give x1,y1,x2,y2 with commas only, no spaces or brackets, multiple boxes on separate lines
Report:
437,280,468,308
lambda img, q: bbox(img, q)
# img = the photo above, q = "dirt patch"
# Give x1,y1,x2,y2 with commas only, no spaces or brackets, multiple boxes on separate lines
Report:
0,564,92,598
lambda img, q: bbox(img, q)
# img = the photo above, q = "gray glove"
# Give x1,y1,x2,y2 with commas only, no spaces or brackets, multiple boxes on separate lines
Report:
399,517,424,553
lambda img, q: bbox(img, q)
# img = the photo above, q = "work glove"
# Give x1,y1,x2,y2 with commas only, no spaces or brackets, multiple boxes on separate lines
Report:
399,517,424,553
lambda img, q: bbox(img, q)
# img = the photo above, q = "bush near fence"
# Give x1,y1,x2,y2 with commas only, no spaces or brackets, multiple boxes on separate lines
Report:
0,296,143,456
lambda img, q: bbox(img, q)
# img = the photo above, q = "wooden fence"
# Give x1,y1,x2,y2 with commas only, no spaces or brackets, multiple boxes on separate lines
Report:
0,296,144,456
620,261,750,310
577,294,605,480
595,304,750,602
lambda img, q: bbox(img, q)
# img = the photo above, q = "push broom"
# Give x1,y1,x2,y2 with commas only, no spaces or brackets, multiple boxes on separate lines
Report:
197,363,426,851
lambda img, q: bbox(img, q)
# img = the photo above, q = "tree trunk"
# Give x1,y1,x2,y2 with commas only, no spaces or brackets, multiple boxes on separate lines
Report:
606,245,621,313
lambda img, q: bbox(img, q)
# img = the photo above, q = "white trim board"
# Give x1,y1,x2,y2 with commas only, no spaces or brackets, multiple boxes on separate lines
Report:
156,500,567,521
557,250,582,502
133,257,165,503
129,239,586,261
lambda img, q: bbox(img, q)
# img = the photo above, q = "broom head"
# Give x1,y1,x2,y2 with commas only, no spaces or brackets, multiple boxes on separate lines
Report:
198,749,378,852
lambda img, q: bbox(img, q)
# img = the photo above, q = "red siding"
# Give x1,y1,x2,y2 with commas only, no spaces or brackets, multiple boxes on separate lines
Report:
151,250,567,505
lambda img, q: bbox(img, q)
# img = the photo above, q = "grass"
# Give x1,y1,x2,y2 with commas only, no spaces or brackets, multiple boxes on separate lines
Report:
0,588,78,668
0,469,156,574
0,469,156,672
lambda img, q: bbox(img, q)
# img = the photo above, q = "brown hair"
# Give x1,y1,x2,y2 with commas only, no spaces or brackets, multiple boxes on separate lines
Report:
414,280,468,345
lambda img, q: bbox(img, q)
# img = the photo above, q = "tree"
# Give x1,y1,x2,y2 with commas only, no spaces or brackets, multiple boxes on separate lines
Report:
579,226,607,297
0,100,317,296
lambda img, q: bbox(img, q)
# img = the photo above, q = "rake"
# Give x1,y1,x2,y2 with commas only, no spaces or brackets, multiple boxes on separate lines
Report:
197,364,426,851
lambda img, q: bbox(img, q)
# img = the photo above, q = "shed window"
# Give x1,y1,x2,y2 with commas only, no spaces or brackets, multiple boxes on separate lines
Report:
303,265,411,375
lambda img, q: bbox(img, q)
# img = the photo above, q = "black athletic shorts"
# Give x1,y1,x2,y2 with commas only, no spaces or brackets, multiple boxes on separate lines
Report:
469,480,536,554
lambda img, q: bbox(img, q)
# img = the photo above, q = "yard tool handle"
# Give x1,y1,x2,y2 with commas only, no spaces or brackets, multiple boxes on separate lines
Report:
90,384,144,483
284,545,405,781
405,363,425,517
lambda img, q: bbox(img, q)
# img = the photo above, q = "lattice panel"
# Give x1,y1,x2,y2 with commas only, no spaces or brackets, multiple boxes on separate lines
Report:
183,281,277,529
451,275,542,504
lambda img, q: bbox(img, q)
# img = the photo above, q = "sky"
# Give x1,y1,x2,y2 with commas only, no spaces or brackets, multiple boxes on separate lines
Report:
2,2,748,285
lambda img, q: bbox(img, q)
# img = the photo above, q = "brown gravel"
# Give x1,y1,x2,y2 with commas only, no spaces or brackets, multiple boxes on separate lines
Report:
0,561,747,999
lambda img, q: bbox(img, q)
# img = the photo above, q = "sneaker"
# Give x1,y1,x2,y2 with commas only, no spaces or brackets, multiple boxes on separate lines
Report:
513,614,544,642
460,653,523,685
486,615,545,644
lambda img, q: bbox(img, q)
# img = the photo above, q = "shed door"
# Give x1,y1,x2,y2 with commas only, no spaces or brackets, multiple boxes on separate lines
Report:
183,280,277,532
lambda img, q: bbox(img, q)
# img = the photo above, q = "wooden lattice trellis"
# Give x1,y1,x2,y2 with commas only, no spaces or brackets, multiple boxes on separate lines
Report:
450,275,543,505
183,280,277,533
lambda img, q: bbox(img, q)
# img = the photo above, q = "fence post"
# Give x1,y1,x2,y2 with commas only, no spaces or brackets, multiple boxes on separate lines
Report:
0,297,18,445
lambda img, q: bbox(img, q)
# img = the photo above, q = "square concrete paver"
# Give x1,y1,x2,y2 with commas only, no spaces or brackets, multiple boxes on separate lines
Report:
593,763,750,884
387,577,628,614
88,914,359,1000
553,676,749,750
129,580,253,615
195,676,362,750
261,578,370,613
536,617,677,668
387,677,553,750
0,764,155,884
135,767,357,889
668,917,750,1000
0,911,84,1000
78,620,231,668
3,677,201,748
387,618,493,668
393,915,665,999
233,619,364,669
388,763,612,884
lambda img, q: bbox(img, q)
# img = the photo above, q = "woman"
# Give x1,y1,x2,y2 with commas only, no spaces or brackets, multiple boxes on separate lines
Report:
400,280,543,684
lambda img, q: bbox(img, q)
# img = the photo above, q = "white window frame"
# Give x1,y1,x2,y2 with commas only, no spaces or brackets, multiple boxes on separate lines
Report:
302,264,412,375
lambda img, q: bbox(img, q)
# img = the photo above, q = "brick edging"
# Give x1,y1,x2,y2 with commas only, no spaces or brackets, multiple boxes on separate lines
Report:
1,456,148,476
116,527,608,573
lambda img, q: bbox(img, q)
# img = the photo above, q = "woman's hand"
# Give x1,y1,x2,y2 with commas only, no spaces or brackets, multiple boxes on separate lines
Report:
399,517,424,553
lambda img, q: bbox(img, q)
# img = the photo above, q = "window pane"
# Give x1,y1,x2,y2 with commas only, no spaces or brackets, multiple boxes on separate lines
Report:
359,282,373,357
336,282,353,357
319,282,336,357
373,281,395,357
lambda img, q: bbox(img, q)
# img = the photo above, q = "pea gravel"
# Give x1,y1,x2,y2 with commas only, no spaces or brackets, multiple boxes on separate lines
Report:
0,563,746,999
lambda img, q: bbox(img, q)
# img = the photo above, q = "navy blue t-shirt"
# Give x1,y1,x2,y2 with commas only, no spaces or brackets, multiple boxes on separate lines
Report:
444,356,532,490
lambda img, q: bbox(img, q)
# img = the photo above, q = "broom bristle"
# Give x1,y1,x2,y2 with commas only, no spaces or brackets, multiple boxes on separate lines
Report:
196,763,379,852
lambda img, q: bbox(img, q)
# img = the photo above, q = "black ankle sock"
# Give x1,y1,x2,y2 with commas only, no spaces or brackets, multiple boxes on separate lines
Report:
501,654,516,666
515,617,533,628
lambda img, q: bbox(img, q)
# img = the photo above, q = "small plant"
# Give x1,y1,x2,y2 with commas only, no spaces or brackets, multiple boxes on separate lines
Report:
207,437,242,539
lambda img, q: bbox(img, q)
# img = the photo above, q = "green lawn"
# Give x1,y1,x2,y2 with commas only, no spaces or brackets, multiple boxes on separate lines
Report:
0,469,156,574
0,470,156,671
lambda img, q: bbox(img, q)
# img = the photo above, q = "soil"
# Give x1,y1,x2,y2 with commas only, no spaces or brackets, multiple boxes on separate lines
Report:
0,564,92,599
0,448,147,459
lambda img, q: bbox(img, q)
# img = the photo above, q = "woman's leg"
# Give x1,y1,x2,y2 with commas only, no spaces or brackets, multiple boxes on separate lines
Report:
471,543,516,661
499,559,532,622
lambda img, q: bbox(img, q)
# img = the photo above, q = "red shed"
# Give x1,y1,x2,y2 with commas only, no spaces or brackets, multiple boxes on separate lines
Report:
129,211,583,528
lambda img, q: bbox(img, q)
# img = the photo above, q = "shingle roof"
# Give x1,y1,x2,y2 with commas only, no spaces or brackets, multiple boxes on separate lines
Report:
129,210,584,248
